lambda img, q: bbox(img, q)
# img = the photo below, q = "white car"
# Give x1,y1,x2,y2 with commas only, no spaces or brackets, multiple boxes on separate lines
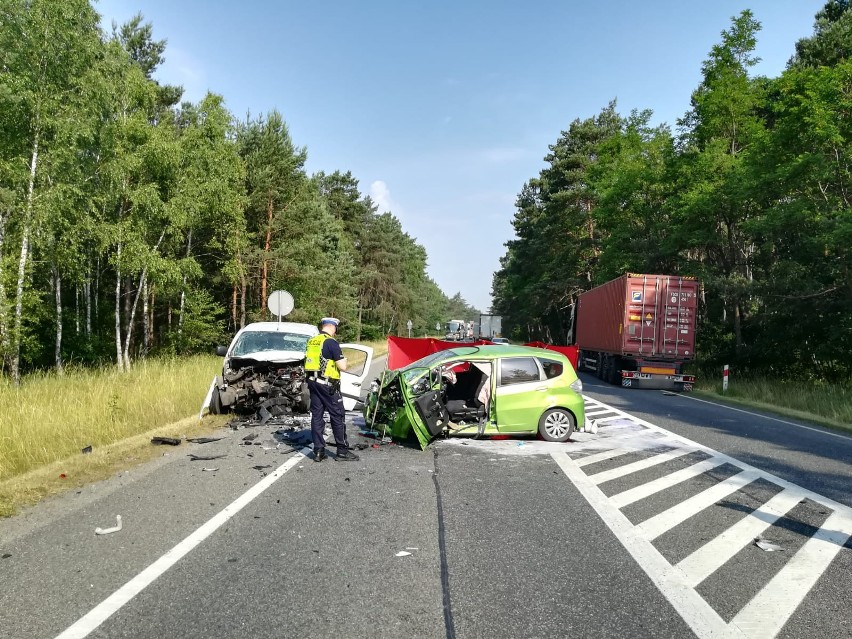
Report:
490,337,510,345
209,322,373,415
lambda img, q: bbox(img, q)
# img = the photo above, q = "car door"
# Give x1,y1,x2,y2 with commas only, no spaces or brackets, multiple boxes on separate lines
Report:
493,356,545,431
338,344,374,410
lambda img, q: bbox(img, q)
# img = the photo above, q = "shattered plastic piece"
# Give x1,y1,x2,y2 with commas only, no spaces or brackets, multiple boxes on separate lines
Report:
406,547,419,550
59,473,67,479
151,436,181,446
2,553,11,559
188,454,227,461
201,467,219,472
95,515,122,535
587,420,599,435
395,551,411,557
661,391,677,396
243,433,258,442
187,437,223,444
252,465,272,471
755,537,785,552
81,445,93,454
517,442,526,447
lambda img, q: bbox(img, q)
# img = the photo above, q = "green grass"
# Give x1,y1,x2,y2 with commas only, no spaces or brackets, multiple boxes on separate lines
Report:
0,355,221,482
694,373,852,432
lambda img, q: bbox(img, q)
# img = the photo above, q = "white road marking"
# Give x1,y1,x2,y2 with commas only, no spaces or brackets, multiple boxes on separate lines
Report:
552,452,743,639
575,448,633,467
589,447,692,485
609,457,727,509
54,448,311,639
680,394,851,441
636,469,762,540
676,487,807,588
565,395,852,638
731,508,852,639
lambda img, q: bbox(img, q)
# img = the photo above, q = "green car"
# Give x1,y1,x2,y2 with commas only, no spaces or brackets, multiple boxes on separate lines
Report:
363,345,585,449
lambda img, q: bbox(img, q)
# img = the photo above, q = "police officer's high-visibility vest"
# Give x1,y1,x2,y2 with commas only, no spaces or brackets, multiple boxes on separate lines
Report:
305,333,341,380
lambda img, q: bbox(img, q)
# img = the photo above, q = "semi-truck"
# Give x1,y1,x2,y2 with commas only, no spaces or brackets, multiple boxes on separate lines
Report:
575,274,699,391
478,314,503,340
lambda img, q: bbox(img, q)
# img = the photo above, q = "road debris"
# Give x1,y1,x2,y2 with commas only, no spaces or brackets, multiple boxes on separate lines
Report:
95,515,122,535
187,437,223,444
81,445,93,454
2,553,12,559
188,454,227,461
252,465,272,471
395,551,412,557
201,467,219,472
151,436,181,446
754,537,785,552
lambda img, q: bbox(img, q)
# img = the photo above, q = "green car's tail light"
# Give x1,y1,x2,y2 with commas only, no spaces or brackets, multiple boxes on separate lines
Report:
570,378,583,393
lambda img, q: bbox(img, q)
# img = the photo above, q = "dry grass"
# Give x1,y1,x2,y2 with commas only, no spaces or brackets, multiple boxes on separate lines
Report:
0,356,221,483
0,413,228,517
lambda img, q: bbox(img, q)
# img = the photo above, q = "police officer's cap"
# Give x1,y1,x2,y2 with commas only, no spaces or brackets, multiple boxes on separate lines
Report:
320,317,340,327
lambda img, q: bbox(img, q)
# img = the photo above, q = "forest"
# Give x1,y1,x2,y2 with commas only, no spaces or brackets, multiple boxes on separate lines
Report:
0,0,479,382
492,2,852,382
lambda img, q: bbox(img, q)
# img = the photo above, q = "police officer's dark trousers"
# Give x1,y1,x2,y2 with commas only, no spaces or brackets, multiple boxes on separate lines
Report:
307,378,347,454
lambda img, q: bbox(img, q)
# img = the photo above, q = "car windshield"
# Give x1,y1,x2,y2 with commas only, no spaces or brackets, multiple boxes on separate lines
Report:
231,331,311,357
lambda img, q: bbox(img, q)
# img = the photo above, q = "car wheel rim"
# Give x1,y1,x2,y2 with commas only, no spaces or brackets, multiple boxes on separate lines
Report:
545,412,570,438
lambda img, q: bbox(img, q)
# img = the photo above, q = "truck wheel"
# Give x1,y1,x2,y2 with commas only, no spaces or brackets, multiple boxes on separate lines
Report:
538,408,576,442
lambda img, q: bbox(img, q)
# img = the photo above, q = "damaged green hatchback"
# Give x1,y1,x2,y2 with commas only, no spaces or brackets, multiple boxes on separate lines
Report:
363,345,585,449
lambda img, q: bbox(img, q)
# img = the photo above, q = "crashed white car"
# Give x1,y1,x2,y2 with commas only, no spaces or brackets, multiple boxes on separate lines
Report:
209,322,373,416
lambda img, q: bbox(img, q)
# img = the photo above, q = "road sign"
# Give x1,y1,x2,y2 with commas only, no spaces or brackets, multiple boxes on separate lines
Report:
267,290,294,321
407,319,413,338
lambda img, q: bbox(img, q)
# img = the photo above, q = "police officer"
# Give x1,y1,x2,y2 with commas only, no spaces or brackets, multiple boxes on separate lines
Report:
304,317,359,462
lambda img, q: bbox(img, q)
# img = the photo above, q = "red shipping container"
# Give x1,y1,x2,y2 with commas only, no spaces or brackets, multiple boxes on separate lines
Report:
576,274,698,361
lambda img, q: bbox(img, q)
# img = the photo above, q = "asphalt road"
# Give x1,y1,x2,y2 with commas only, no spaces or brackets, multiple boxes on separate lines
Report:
1,361,850,639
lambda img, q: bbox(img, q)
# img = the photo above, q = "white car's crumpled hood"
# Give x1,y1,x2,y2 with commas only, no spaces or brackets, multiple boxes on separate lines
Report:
229,350,305,364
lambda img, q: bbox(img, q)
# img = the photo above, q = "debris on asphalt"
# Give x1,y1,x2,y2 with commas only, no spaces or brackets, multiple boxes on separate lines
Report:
754,537,785,552
252,465,272,471
188,453,227,461
81,445,93,454
661,391,677,396
395,551,412,557
242,433,258,442
59,473,67,479
201,467,219,472
95,515,122,535
187,437,223,444
151,436,181,446
2,553,12,559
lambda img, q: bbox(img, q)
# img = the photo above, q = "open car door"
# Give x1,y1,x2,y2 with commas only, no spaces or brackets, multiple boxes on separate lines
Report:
339,344,374,410
399,366,446,449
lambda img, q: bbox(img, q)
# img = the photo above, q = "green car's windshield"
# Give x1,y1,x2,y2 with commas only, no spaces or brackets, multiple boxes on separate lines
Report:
231,331,312,356
399,347,483,384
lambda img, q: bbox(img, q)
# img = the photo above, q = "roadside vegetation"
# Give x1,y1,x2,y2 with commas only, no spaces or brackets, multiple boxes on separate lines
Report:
0,355,223,515
0,0,479,387
693,372,852,432
492,2,852,388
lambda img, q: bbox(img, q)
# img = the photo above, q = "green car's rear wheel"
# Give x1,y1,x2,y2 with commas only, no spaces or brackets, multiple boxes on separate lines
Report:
538,408,575,442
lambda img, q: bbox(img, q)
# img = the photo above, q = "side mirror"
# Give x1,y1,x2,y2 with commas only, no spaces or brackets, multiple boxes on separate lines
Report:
215,345,228,356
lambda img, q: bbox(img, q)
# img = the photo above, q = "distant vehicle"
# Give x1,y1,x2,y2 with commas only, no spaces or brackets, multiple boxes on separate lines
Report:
364,345,585,449
478,314,503,340
210,322,373,414
490,337,510,345
444,319,467,341
574,274,699,391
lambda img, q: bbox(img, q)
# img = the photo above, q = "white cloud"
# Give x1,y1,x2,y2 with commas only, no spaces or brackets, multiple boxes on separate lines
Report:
370,180,396,214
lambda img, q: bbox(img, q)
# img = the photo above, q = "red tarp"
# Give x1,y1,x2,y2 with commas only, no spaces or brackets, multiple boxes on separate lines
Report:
523,341,579,371
386,336,580,371
386,336,492,370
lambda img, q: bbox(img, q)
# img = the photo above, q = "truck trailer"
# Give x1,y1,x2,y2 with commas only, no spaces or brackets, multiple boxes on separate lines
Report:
575,274,699,391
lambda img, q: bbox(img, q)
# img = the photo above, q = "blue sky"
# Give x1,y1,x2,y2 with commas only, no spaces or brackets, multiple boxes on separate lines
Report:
97,0,825,313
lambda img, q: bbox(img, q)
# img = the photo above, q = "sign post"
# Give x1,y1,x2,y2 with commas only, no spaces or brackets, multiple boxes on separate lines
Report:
407,319,413,338
722,365,729,393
